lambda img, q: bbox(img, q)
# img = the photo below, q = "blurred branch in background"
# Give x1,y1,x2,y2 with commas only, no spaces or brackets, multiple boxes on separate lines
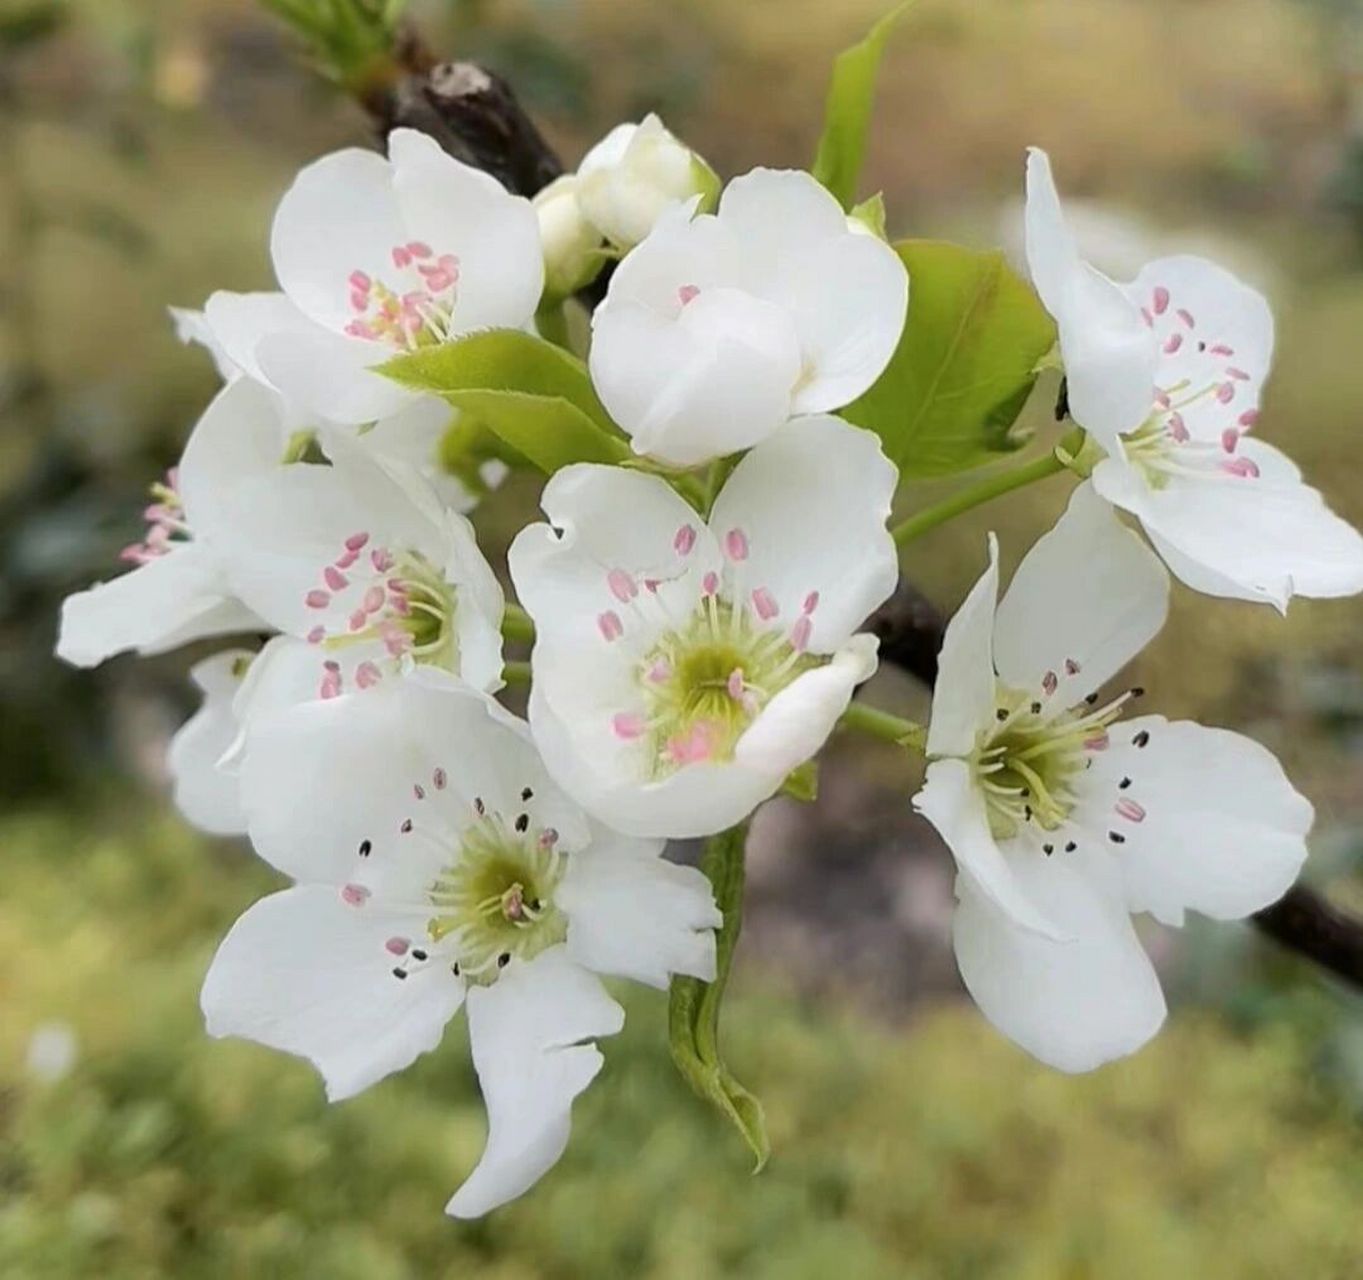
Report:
255,0,1363,992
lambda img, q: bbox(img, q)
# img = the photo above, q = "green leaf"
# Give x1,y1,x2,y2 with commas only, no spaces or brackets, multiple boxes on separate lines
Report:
381,330,630,476
811,2,912,209
845,239,1057,477
668,823,769,1172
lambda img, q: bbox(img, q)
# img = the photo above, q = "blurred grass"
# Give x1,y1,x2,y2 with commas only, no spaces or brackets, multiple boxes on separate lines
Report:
1,809,1362,1279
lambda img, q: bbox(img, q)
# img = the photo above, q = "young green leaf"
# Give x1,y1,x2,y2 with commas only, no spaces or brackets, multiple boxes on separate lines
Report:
381,330,630,476
811,2,913,210
668,822,770,1172
844,239,1057,477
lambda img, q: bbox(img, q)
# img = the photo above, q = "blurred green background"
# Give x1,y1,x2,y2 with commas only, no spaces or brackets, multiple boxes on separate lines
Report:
3,0,1363,1275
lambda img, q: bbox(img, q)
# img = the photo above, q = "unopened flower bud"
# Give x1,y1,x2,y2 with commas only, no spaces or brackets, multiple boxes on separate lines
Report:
533,174,604,300
575,113,718,251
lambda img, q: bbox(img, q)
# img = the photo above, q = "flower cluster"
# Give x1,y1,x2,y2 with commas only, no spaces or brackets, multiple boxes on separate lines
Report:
57,103,1363,1215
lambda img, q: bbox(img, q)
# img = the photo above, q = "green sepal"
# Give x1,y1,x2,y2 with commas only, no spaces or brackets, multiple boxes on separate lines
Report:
781,760,819,803
848,192,889,240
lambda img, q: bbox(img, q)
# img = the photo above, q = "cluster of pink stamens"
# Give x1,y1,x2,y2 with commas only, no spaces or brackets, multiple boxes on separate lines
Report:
120,469,189,566
342,241,461,348
1139,283,1262,480
298,528,439,699
596,521,822,770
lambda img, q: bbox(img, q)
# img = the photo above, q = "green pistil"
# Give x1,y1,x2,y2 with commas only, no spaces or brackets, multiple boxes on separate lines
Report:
636,599,815,776
974,686,1130,839
426,815,565,983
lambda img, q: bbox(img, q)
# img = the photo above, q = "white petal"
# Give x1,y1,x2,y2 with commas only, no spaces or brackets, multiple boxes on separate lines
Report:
388,128,544,333
448,948,623,1218
178,377,291,543
168,649,253,836
718,168,850,280
715,169,907,413
1092,442,1363,609
509,464,722,735
1024,149,1156,449
271,146,407,334
782,230,908,414
240,674,588,891
559,832,720,987
201,290,317,390
925,537,999,758
346,396,483,512
169,304,238,380
993,483,1169,703
256,323,415,425
952,845,1167,1072
707,415,899,650
590,288,802,466
201,884,465,1101
56,544,252,668
914,758,1062,938
527,682,780,840
734,635,879,778
1075,715,1312,927
1121,255,1273,445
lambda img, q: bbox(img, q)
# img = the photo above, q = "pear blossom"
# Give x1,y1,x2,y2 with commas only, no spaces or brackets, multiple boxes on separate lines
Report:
1025,147,1363,609
219,433,504,706
202,128,543,426
914,485,1312,1072
575,113,718,252
168,649,254,836
201,675,720,1217
588,168,908,466
56,378,279,668
509,415,898,838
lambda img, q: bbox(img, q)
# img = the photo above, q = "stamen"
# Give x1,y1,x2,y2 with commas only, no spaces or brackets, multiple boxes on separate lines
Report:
1114,797,1146,823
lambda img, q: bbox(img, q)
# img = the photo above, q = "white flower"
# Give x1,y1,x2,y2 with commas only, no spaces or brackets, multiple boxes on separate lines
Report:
914,485,1312,1072
202,128,543,426
168,649,255,836
533,174,605,300
56,378,278,668
1025,147,1363,609
219,433,504,706
575,113,718,252
588,167,908,467
182,298,500,515
201,674,720,1217
508,415,898,837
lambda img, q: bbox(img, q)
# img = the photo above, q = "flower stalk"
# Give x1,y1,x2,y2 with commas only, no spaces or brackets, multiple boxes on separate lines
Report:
890,430,1085,548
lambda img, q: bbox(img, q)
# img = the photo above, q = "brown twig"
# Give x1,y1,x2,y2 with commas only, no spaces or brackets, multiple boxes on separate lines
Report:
345,38,1363,991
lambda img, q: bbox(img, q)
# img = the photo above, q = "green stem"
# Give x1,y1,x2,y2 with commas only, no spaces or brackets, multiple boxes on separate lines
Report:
668,822,769,1171
838,701,926,751
501,603,536,645
890,434,1083,548
502,659,531,685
